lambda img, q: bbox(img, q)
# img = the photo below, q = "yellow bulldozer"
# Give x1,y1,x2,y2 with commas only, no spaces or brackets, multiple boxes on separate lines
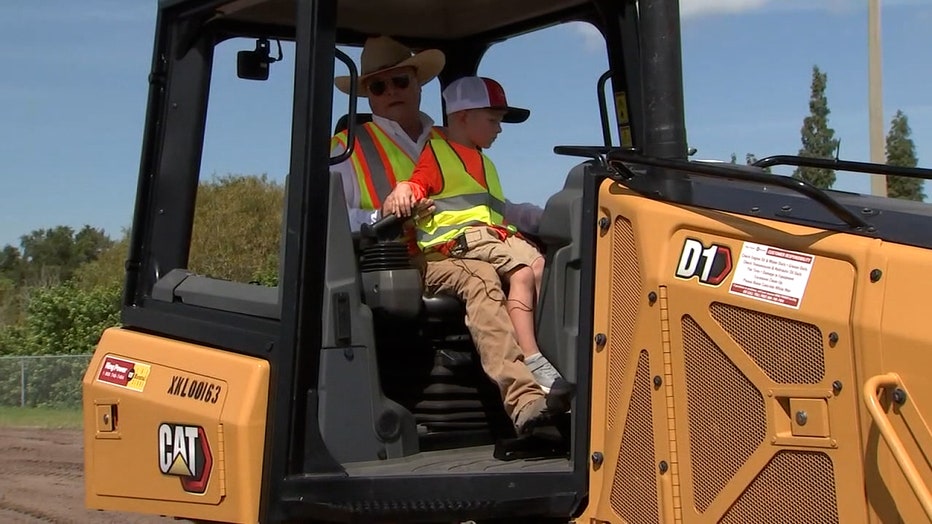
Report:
81,0,932,522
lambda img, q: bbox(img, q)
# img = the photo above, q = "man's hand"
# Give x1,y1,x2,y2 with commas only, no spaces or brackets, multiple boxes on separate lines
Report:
382,183,417,217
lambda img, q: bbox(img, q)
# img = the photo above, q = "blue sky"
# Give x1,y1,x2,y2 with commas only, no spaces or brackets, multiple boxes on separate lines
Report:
1,0,930,249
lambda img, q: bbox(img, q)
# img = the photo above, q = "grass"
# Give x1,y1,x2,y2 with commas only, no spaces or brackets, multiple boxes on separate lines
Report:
0,406,83,429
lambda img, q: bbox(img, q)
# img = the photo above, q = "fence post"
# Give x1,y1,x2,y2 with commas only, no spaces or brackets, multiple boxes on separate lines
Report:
20,358,26,407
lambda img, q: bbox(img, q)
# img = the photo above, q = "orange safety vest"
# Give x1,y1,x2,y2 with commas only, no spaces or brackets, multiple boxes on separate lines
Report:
331,122,444,209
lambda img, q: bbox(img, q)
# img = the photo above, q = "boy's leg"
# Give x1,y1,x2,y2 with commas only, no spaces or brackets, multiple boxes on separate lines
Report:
456,231,535,350
501,265,540,358
500,265,561,392
423,257,571,433
503,236,545,297
532,257,544,298
457,229,564,391
422,257,543,423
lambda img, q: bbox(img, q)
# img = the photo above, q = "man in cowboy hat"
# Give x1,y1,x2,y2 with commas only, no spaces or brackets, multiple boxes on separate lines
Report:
330,36,571,435
331,35,446,230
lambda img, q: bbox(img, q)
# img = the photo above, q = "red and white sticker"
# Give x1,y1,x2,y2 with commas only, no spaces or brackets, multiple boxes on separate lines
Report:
97,355,150,392
728,242,814,309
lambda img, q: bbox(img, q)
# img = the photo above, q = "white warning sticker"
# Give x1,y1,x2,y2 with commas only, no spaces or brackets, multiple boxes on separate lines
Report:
728,242,815,309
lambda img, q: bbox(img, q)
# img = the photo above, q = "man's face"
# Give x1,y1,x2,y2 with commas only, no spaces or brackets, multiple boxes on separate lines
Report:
365,66,420,122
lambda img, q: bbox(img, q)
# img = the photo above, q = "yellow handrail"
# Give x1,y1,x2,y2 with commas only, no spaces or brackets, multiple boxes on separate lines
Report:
863,373,932,521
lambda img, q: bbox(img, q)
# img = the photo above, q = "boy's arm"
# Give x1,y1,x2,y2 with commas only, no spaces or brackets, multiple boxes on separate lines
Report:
382,147,442,217
407,144,443,200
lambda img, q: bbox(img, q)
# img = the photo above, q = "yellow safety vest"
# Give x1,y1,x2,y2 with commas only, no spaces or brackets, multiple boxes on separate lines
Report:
415,139,511,250
331,122,444,209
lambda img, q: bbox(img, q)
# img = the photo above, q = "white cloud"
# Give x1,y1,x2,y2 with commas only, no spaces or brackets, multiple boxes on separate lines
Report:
680,0,769,18
569,22,605,52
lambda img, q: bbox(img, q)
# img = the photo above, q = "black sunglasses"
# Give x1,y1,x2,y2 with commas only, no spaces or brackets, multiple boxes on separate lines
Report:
367,74,412,96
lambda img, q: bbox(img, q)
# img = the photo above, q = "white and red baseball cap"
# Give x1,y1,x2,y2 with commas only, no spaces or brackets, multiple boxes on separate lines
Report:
442,76,530,124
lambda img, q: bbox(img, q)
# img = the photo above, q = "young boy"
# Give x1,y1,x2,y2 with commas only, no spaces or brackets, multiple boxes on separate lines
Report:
382,76,563,392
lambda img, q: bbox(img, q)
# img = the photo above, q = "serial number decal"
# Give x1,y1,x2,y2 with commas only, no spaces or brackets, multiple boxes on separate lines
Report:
167,375,222,404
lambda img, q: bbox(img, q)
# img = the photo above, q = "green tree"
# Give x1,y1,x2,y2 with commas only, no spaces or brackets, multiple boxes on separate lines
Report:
0,281,118,406
73,234,129,290
189,174,284,284
885,110,924,201
0,173,284,363
19,225,113,285
730,153,737,164
74,225,114,264
0,278,20,327
0,246,27,326
792,66,839,189
0,245,24,282
72,175,284,289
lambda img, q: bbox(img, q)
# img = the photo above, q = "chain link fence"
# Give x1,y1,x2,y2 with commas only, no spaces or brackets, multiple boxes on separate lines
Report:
0,355,92,408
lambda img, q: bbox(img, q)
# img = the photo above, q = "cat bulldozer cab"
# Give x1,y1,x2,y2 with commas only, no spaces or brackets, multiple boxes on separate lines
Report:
81,0,932,522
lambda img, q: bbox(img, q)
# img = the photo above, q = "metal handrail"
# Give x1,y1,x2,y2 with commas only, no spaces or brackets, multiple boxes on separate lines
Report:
863,373,932,520
329,48,359,166
596,70,613,148
553,146,873,230
754,155,932,181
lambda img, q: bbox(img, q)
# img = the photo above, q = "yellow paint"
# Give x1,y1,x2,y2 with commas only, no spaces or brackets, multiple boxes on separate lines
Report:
614,91,629,124
83,328,269,524
575,179,932,523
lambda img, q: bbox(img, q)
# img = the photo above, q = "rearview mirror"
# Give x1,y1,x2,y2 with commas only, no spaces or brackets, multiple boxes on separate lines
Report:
237,38,282,81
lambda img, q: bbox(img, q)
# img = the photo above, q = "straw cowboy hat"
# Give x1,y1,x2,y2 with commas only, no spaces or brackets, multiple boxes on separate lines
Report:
334,36,445,97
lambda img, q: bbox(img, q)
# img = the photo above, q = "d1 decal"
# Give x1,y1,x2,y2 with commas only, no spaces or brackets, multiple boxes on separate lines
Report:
675,238,733,285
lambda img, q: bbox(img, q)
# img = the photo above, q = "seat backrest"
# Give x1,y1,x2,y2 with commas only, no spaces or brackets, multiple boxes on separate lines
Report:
535,162,589,380
334,112,373,135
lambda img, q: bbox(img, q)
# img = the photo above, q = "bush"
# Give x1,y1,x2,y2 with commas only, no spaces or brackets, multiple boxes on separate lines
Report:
72,235,129,291
1,283,120,357
0,282,118,407
189,174,284,283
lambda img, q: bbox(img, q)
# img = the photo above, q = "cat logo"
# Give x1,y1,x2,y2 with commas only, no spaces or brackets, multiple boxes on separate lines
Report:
157,423,212,494
675,238,733,286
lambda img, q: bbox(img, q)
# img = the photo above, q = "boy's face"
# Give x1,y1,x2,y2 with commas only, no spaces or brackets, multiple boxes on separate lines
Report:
459,108,506,149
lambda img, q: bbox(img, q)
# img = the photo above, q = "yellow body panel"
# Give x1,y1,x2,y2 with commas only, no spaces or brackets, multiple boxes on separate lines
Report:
579,180,932,523
83,327,269,524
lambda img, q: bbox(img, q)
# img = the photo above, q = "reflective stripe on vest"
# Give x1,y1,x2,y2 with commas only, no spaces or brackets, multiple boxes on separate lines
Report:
416,139,509,250
332,123,444,209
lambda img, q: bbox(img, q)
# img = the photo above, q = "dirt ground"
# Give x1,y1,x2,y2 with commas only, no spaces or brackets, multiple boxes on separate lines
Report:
0,426,178,524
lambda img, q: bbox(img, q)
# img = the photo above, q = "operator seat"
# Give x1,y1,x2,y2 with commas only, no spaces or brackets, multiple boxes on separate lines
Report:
334,112,373,134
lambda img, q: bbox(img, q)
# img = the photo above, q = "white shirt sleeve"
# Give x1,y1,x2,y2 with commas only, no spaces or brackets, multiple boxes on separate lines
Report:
504,199,544,235
331,139,379,231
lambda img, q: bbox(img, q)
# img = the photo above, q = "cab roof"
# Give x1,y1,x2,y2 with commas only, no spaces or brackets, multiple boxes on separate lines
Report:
159,0,592,41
